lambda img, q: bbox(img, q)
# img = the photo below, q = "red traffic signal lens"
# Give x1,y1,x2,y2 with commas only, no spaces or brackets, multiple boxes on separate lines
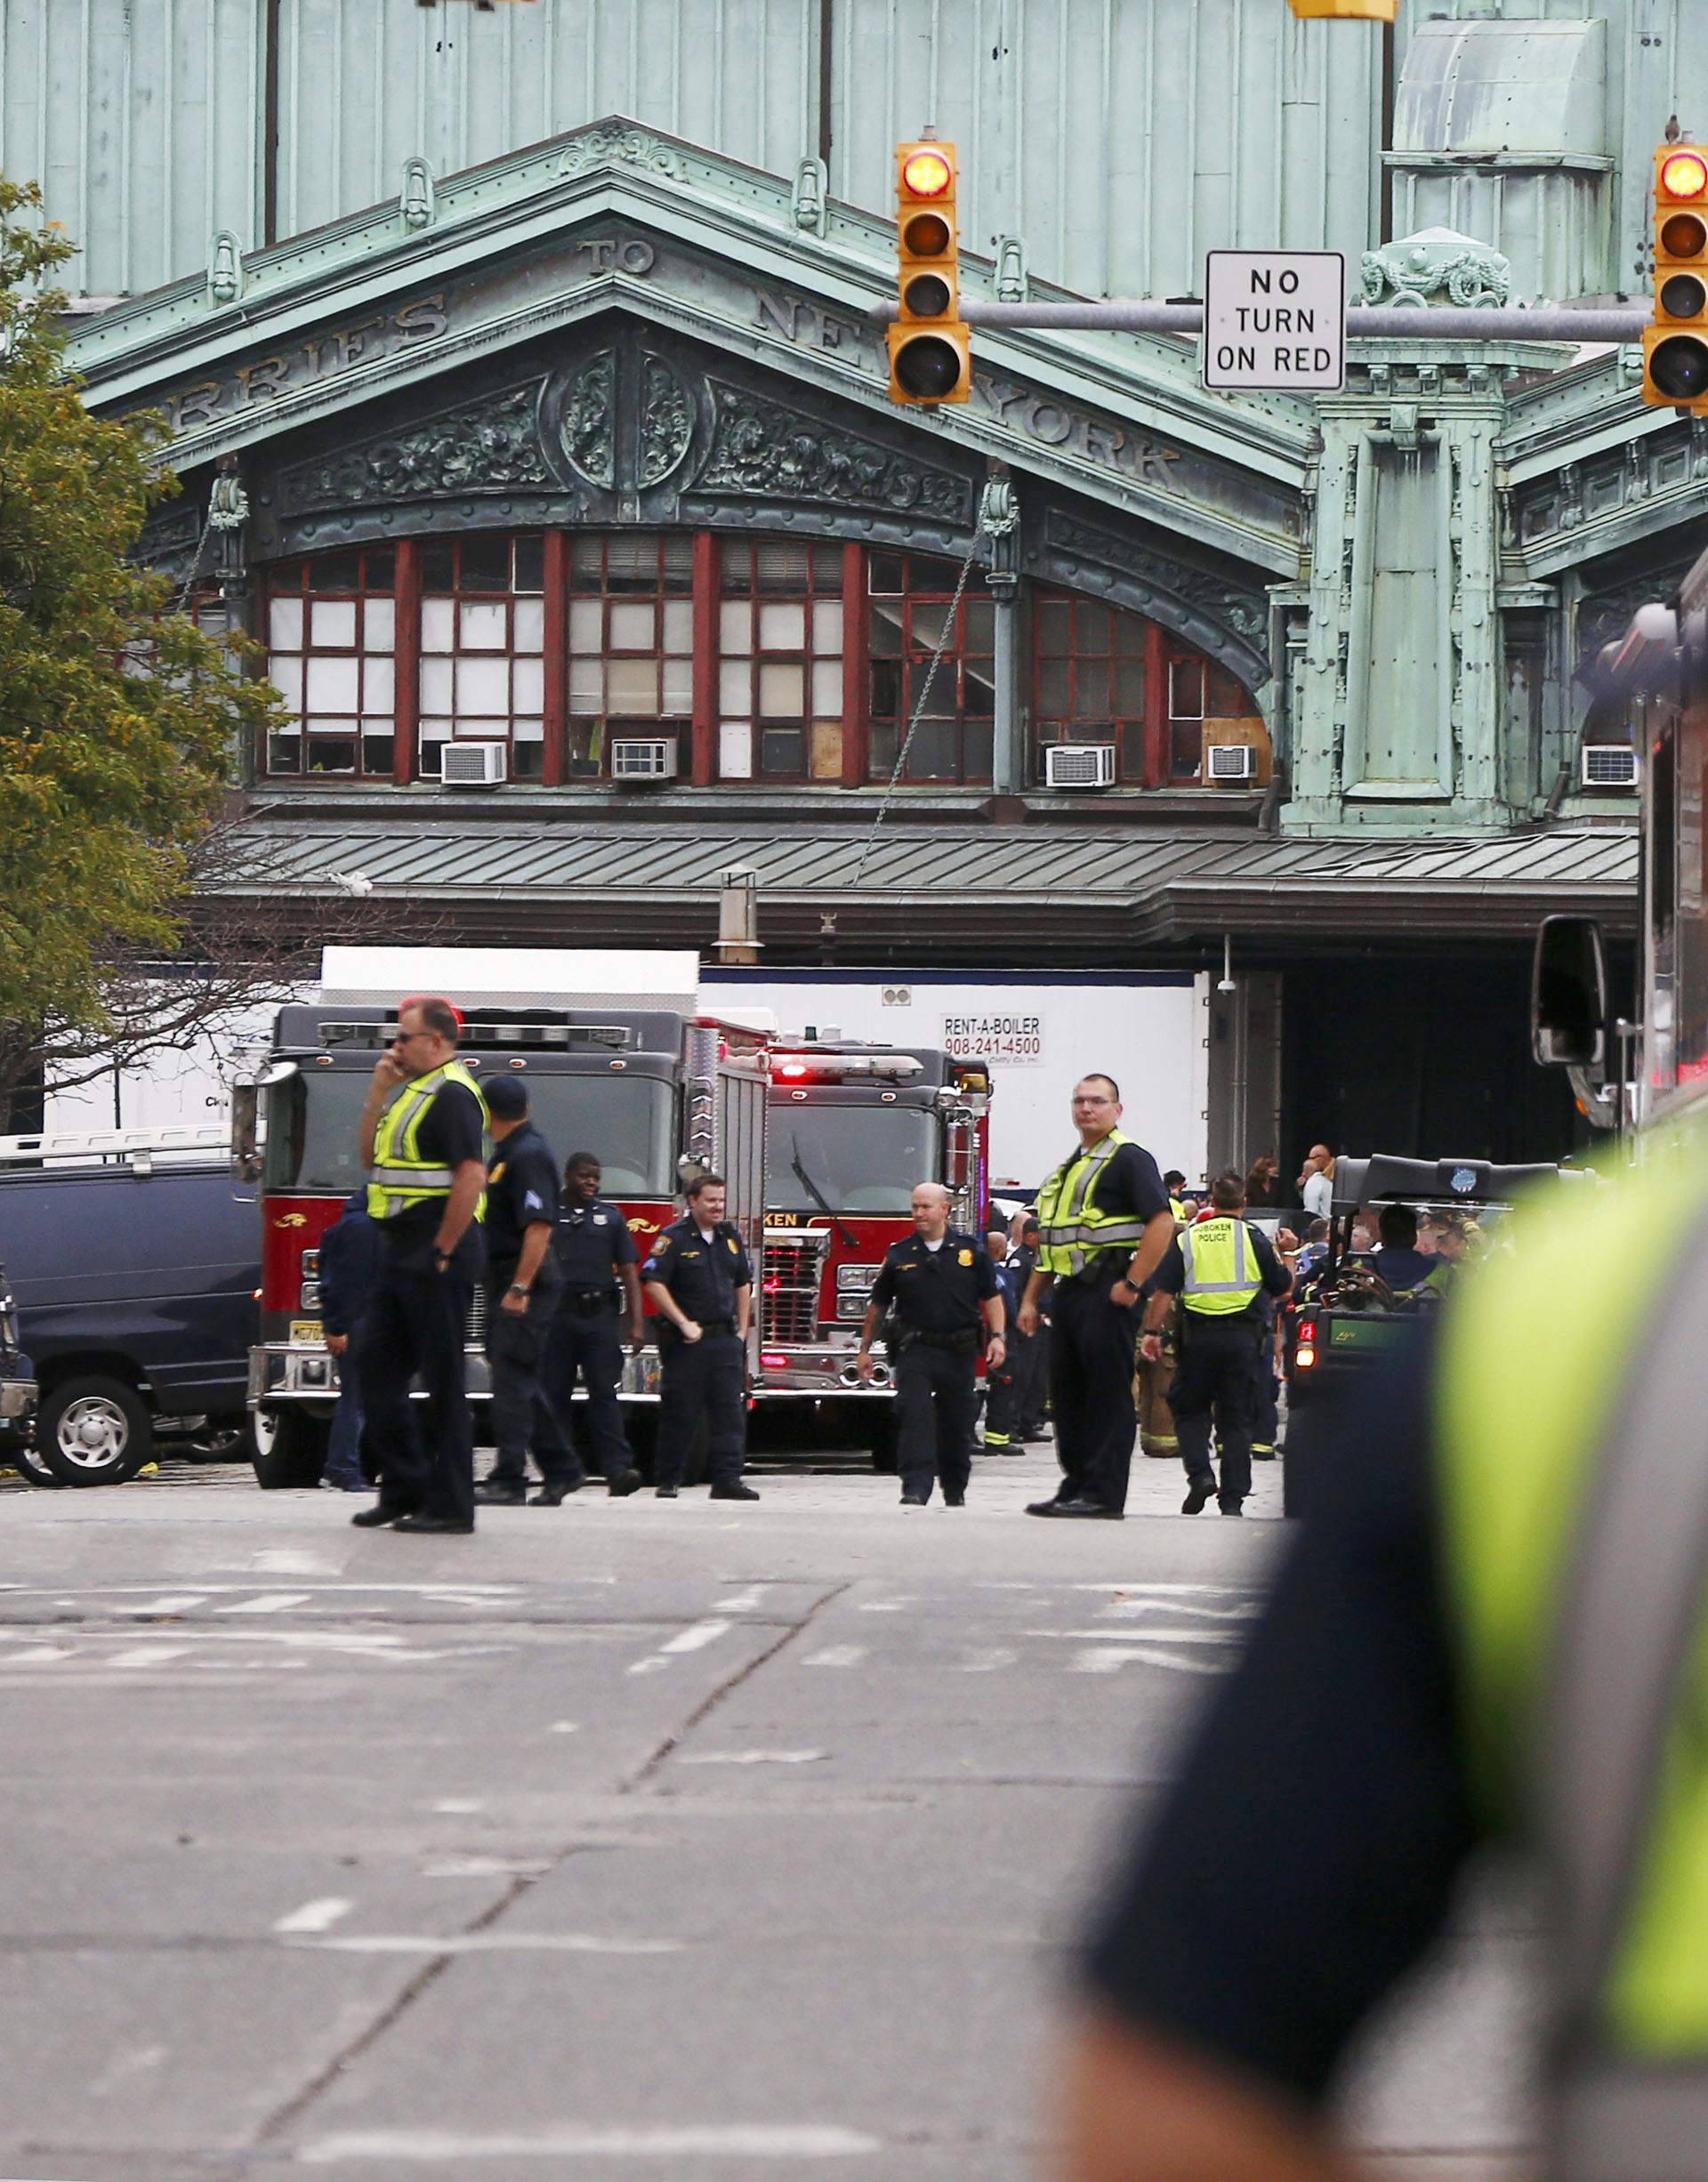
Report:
1661,150,1708,200
1649,333,1708,401
1662,211,1708,259
901,211,952,257
901,149,953,198
1662,273,1708,319
903,272,953,317
893,332,965,400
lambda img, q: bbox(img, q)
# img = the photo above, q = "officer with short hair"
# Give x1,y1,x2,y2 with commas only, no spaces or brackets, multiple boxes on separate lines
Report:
642,1174,759,1502
545,1151,644,1499
858,1184,1005,1507
354,994,487,1534
1140,1171,1292,1517
472,1075,581,1509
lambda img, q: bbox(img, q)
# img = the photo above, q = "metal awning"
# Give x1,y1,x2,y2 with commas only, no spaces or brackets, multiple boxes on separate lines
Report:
212,811,1638,959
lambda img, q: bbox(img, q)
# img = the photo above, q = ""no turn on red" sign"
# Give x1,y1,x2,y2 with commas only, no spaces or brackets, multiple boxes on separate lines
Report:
1202,250,1346,392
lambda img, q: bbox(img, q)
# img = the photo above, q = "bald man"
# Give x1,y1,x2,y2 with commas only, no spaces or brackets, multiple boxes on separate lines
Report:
858,1183,1006,1508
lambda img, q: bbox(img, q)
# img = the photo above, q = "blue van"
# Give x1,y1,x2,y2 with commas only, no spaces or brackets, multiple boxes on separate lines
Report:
0,1155,259,1486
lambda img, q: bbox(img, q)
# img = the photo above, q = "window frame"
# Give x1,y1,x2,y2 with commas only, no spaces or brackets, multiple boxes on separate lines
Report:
262,550,398,782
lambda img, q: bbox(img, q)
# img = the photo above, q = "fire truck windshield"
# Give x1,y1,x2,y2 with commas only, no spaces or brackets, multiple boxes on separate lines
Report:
767,1106,938,1217
263,1069,678,1198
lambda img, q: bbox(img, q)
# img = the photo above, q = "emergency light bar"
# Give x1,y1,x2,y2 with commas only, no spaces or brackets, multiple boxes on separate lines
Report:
318,1019,635,1050
771,1053,924,1082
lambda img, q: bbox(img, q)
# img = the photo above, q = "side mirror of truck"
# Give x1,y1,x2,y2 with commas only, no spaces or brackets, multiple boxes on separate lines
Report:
230,1084,263,1193
1532,915,1607,1068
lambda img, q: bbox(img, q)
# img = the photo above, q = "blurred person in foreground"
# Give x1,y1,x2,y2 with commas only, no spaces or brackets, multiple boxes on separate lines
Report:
1058,1152,1708,2181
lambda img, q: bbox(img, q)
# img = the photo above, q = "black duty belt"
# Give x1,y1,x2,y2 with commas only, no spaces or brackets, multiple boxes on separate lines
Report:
900,1327,979,1354
560,1288,618,1315
698,1317,737,1337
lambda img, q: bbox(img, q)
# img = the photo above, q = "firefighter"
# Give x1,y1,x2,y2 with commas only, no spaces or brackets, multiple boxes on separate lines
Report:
857,1185,1005,1506
641,1173,759,1502
1019,1075,1176,1519
471,1076,579,1509
1140,1171,1293,1518
980,1225,1024,1454
1059,1147,1708,2182
352,994,487,1534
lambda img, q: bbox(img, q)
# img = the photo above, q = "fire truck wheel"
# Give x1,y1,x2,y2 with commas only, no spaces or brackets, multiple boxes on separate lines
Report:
6,1432,62,1488
866,1408,899,1475
36,1376,151,1487
251,1406,329,1491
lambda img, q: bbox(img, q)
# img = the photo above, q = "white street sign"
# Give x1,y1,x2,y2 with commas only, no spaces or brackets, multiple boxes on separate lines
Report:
1203,251,1346,391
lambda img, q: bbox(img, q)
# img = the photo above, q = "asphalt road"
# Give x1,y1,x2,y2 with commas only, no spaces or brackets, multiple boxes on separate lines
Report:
1,1442,1537,2182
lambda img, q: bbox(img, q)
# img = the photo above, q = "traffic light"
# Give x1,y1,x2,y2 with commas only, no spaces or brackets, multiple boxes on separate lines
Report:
888,140,970,406
1287,1,1395,18
1646,144,1708,409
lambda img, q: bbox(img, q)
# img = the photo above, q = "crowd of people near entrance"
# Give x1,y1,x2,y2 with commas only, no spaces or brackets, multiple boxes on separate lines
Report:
322,991,1482,1531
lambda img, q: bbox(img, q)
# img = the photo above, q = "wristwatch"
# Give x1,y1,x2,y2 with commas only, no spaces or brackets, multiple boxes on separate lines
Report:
506,1282,530,1298
433,1248,452,1270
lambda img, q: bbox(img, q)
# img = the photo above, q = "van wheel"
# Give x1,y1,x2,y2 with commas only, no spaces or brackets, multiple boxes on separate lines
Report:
251,1407,328,1490
37,1377,150,1487
5,1436,61,1489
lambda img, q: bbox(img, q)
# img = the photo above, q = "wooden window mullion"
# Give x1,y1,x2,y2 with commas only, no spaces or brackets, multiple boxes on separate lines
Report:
542,528,568,785
394,536,420,788
842,542,867,789
1143,619,1168,787
692,529,718,785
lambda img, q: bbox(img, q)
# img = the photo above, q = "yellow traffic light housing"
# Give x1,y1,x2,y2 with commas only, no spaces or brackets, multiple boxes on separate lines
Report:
889,140,971,406
1287,1,1395,19
1646,143,1708,410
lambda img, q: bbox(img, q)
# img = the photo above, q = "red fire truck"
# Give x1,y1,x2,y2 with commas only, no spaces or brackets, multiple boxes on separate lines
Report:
234,995,769,1487
755,1042,991,1451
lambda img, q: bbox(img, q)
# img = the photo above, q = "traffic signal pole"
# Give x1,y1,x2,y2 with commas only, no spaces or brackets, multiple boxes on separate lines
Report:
873,299,1651,342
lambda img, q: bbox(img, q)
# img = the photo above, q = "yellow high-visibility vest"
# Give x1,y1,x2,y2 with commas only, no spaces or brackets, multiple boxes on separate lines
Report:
1035,1130,1152,1276
1438,1150,1708,2174
1180,1215,1262,1316
367,1059,488,1223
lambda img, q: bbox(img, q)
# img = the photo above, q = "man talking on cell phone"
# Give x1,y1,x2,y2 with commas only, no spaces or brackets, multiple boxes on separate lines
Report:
352,994,488,1534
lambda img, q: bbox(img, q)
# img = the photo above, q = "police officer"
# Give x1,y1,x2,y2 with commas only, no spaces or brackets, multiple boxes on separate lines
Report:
353,994,487,1534
1019,1075,1176,1520
642,1172,759,1502
1008,1213,1051,1443
545,1151,645,1499
1140,1172,1293,1518
471,1077,580,1509
1059,1152,1708,2182
857,1184,1005,1506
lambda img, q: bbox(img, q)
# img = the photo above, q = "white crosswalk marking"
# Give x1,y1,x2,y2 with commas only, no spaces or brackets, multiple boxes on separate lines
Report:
802,1645,866,1669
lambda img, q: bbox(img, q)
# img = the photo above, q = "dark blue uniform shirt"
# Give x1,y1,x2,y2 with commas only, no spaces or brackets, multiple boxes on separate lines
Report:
483,1122,560,1279
553,1197,641,1292
1374,1244,1434,1291
869,1227,1001,1335
643,1215,753,1326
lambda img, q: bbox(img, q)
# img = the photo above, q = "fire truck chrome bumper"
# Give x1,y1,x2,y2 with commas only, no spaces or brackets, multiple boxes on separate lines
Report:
248,1346,664,1405
755,1348,894,1397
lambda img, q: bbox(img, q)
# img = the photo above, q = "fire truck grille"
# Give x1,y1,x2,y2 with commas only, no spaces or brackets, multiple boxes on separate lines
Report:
762,1240,825,1344
466,1284,488,1342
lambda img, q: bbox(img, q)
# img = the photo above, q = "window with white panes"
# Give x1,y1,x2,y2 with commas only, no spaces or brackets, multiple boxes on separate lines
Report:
266,551,396,777
416,535,545,780
1166,654,1252,782
718,541,845,781
866,551,995,784
568,534,694,776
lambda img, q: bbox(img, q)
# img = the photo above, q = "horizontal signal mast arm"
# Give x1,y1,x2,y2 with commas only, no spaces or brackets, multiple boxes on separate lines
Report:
870,299,1653,342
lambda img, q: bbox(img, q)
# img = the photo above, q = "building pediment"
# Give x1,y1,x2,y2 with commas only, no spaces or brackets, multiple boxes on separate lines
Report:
72,117,1306,577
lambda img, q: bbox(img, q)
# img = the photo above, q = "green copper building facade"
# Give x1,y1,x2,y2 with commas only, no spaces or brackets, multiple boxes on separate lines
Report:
6,0,1699,1159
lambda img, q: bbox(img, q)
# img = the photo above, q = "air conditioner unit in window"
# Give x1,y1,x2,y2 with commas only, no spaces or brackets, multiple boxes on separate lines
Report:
1205,743,1260,784
610,737,680,782
1581,745,1639,791
439,741,508,787
1043,743,1116,790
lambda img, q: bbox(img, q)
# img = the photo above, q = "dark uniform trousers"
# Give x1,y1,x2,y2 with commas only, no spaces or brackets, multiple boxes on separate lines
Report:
1171,1315,1263,1510
981,1349,1019,1449
896,1339,978,1501
1012,1321,1050,1437
485,1274,578,1489
1050,1270,1141,1511
545,1297,632,1481
358,1255,476,1526
655,1329,746,1490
